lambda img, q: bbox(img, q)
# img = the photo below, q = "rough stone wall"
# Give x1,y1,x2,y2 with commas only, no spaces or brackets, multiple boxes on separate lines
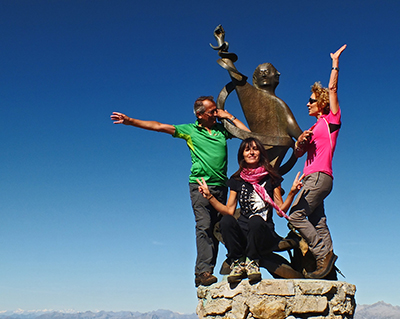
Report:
197,279,356,319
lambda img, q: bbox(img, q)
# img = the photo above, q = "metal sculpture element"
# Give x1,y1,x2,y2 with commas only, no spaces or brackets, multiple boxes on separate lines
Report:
211,25,303,175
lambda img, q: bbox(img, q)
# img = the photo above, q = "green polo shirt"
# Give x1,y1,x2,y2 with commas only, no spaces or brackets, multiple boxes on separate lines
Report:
173,121,232,186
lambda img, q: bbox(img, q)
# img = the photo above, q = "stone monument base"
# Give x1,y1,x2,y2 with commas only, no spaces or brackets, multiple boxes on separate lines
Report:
197,279,356,319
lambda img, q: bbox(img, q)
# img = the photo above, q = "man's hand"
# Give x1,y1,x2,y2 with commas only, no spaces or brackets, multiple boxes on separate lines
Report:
111,112,131,125
216,109,232,120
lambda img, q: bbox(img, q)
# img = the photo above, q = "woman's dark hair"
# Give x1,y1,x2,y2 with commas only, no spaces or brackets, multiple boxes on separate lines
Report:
231,137,281,183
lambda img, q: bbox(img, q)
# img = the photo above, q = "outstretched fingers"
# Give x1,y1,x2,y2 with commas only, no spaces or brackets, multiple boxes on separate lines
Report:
296,172,305,183
110,112,125,124
293,172,305,191
331,44,347,60
196,177,210,198
196,177,206,187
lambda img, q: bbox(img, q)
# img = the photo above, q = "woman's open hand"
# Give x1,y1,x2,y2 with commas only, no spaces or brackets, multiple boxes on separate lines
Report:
330,44,347,61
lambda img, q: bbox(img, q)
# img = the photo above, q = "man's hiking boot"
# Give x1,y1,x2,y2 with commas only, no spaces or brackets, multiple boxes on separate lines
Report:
304,251,338,279
227,258,247,284
195,271,218,287
245,259,262,283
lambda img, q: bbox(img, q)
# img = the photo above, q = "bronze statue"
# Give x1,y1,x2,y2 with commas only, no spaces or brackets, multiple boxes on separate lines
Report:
210,25,306,280
209,26,344,281
211,25,303,174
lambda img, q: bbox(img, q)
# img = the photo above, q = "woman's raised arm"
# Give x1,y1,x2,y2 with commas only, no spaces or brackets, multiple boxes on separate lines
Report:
328,44,347,115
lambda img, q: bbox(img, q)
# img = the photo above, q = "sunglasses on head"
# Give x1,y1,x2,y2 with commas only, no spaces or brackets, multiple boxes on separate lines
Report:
309,98,318,104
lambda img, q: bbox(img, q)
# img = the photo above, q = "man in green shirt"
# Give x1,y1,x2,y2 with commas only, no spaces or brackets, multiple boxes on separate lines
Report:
111,96,249,287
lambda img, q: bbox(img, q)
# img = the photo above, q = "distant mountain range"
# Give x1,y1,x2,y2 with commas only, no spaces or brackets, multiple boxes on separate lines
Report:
1,301,399,319
0,310,197,319
354,301,400,319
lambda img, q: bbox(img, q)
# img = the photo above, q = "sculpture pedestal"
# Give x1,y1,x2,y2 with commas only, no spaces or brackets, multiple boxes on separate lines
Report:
197,279,356,319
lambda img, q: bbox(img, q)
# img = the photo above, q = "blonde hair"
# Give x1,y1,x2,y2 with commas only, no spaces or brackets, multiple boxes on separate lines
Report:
311,82,330,115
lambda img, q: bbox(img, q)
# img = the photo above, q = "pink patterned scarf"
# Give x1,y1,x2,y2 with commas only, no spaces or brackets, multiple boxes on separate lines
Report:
240,166,290,220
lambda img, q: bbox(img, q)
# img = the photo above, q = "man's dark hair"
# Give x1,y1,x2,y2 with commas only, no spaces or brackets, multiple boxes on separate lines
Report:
194,96,214,115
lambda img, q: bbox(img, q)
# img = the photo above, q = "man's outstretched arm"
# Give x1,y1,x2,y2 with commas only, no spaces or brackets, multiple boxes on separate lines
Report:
110,112,176,135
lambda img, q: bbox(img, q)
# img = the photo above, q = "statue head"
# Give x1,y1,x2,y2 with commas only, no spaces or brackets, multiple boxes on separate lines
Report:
253,63,280,91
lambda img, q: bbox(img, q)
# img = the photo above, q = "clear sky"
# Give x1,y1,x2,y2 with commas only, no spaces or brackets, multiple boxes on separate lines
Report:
1,0,399,314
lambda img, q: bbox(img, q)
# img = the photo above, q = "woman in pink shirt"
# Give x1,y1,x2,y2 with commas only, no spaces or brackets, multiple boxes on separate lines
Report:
289,45,346,279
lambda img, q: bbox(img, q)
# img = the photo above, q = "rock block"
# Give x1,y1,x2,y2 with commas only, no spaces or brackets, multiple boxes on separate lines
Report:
197,279,356,319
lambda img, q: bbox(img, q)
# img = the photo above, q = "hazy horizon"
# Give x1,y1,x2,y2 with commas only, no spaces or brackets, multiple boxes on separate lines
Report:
1,0,399,314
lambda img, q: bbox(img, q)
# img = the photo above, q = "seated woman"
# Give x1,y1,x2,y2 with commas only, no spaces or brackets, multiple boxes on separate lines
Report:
197,137,304,284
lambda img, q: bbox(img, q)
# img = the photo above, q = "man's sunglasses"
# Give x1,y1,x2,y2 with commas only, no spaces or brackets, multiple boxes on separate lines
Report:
308,98,318,104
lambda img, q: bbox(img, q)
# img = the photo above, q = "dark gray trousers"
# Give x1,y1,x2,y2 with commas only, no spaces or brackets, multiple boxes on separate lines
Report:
189,183,227,275
219,214,280,263
289,172,333,261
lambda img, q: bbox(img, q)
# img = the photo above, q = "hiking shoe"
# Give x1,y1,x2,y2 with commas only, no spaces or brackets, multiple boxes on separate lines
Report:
227,259,247,284
246,259,262,283
304,251,338,279
195,271,218,287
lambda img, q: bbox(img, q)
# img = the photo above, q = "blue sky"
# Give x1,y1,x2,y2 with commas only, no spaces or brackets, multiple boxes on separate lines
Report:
1,0,399,314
